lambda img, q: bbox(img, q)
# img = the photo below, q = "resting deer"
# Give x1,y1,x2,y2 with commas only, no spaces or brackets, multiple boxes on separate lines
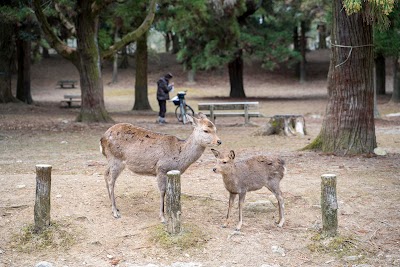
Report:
100,113,221,223
211,149,285,231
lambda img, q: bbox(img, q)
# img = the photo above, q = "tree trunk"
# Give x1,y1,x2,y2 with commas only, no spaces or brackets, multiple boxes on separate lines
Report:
375,53,386,95
293,26,300,78
119,45,129,69
228,49,246,98
133,32,152,110
111,25,120,84
318,24,327,49
16,38,33,104
0,22,16,103
299,21,307,83
75,2,112,122
392,56,400,103
172,33,179,54
312,0,376,155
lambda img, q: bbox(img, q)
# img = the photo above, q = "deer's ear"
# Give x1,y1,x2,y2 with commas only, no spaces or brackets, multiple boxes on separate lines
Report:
229,150,235,160
197,112,208,119
211,148,220,158
185,114,197,125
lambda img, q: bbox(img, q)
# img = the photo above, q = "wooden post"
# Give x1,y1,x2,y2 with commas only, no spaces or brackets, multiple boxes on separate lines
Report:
321,174,338,237
166,170,181,234
34,164,52,233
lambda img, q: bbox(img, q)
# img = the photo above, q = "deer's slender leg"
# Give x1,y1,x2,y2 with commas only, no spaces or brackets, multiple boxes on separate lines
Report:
266,184,285,227
223,193,237,228
104,159,125,218
157,174,167,223
236,192,246,231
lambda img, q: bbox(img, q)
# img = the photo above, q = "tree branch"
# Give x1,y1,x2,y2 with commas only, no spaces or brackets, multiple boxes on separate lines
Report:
54,2,76,35
33,0,78,62
102,0,157,60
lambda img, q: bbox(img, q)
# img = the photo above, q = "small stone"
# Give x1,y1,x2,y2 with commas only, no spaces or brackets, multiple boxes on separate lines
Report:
271,245,286,256
16,184,26,189
343,255,360,261
35,262,53,267
374,147,387,156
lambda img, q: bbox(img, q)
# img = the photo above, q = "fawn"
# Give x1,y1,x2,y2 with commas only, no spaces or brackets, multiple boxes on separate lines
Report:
211,148,285,231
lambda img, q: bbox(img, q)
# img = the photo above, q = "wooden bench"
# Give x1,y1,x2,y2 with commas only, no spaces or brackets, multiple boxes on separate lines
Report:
57,80,78,88
60,94,81,108
198,102,262,124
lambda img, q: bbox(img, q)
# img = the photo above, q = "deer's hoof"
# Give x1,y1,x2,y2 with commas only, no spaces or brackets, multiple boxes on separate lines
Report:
276,218,285,228
112,209,121,219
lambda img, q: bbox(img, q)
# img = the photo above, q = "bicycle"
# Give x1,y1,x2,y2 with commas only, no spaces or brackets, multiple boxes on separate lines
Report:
171,91,195,124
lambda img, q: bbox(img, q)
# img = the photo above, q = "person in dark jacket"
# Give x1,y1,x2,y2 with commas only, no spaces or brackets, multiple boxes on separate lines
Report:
156,73,174,124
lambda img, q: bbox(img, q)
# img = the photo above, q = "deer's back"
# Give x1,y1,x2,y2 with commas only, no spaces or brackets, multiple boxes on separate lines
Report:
101,123,184,174
227,155,285,192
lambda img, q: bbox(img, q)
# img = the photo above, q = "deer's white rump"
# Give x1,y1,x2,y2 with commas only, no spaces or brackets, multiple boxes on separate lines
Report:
100,113,221,222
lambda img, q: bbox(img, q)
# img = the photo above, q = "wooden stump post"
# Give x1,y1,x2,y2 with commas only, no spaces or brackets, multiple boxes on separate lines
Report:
34,164,52,233
321,174,338,237
166,170,182,234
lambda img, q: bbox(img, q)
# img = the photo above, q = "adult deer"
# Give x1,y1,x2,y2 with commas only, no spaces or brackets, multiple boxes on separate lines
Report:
211,149,285,231
100,113,221,223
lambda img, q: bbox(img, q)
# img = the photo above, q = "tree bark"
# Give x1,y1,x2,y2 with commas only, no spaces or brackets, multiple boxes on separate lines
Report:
299,20,307,83
166,170,182,234
119,45,129,69
133,32,152,110
75,1,112,122
313,0,376,155
228,49,246,98
321,174,338,237
318,24,327,49
16,38,33,104
293,26,300,78
111,25,121,84
375,53,386,95
0,21,16,103
34,164,52,234
392,57,400,103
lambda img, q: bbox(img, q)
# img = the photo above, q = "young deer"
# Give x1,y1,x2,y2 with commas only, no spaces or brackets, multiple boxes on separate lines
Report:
100,113,221,223
211,149,285,231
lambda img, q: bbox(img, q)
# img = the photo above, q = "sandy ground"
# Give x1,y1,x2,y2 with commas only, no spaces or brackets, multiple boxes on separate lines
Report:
0,50,400,267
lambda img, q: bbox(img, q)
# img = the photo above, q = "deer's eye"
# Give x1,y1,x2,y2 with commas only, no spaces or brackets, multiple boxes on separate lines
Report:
222,161,227,164
203,130,210,133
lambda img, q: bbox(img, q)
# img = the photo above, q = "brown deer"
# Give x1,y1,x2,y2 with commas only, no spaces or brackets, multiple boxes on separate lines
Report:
211,149,285,231
100,113,221,223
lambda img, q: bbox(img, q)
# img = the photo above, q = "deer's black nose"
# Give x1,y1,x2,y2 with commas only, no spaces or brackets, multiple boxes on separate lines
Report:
213,168,217,172
217,140,222,145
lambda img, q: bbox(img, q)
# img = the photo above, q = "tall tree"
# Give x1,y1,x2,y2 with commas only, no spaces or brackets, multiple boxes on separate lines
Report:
33,0,156,122
305,0,396,155
0,17,16,103
374,3,400,102
0,0,38,104
172,0,298,98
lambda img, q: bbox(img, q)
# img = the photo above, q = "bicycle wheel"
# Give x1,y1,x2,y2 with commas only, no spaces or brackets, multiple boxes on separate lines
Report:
175,104,195,123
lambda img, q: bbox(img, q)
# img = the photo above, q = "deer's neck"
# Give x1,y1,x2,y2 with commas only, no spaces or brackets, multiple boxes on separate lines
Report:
178,133,206,172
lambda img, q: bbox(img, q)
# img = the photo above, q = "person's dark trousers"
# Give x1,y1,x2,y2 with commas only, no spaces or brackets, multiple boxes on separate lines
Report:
158,100,167,118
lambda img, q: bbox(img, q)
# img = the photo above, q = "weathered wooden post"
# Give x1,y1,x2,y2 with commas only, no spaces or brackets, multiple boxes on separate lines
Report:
166,170,181,234
321,174,338,237
34,164,52,233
